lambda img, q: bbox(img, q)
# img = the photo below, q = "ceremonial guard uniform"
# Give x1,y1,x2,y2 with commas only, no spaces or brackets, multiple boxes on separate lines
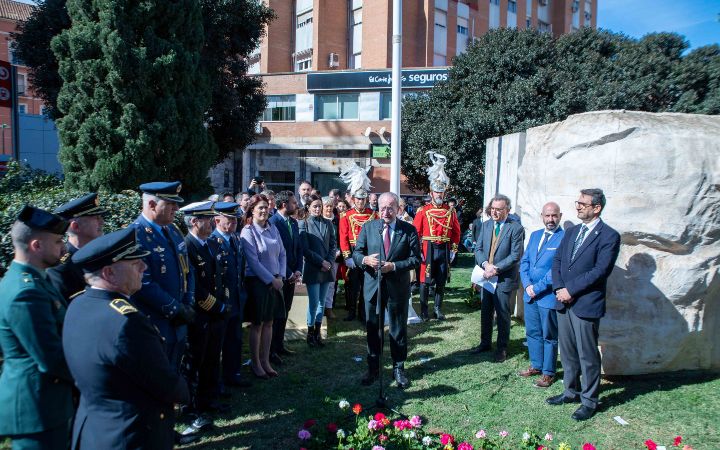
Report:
63,227,190,450
413,152,460,320
0,206,73,450
210,202,249,387
182,202,230,416
339,188,378,321
47,193,108,301
130,181,195,368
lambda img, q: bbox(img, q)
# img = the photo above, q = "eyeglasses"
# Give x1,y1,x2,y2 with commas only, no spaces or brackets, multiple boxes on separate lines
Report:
575,201,596,209
489,207,506,212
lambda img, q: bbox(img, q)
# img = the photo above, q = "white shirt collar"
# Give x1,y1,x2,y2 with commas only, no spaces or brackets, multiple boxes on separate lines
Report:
581,217,601,234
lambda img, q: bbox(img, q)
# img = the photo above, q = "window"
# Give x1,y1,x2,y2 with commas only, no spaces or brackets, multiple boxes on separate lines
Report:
351,7,363,69
489,0,500,29
380,92,427,120
457,25,468,35
316,94,359,120
259,171,295,194
17,104,27,114
263,95,296,121
16,73,26,95
295,10,313,53
538,20,551,33
508,0,517,13
456,16,469,55
433,8,447,65
296,56,312,72
7,41,22,65
312,172,348,196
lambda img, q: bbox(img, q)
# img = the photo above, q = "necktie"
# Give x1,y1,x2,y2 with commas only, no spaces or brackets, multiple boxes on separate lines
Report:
538,231,551,252
571,225,588,261
494,222,501,237
383,225,391,257
286,218,293,240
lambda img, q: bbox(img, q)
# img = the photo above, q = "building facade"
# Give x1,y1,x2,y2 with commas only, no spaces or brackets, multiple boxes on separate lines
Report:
213,0,598,195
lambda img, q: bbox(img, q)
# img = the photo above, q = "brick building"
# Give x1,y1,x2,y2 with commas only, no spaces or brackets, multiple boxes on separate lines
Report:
211,0,598,195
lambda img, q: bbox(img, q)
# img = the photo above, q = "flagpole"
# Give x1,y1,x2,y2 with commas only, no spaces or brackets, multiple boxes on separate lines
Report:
389,0,402,195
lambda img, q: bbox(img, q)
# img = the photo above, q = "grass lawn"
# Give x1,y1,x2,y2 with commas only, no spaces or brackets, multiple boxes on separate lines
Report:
181,253,719,449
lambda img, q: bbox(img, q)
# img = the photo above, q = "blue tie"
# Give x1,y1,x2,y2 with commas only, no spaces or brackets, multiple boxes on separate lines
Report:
538,231,551,253
571,225,588,261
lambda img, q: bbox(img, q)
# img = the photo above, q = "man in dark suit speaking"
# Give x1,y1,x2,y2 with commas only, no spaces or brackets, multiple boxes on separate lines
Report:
353,192,420,389
546,188,620,421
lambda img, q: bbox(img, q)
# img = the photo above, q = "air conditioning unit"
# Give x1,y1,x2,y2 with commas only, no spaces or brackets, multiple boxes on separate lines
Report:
328,52,339,69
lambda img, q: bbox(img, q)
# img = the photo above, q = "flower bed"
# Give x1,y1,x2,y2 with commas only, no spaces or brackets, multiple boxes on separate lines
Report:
295,399,694,450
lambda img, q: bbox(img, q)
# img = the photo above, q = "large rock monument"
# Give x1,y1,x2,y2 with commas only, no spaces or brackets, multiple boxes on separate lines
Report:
485,110,720,375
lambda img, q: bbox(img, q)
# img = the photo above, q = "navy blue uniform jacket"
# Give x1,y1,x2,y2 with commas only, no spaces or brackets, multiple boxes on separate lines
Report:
63,288,189,450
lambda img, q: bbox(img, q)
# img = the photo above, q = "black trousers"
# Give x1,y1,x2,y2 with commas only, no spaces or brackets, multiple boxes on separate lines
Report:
558,308,601,409
271,280,296,352
480,288,512,352
222,314,243,383
189,317,225,411
365,278,408,367
424,243,449,287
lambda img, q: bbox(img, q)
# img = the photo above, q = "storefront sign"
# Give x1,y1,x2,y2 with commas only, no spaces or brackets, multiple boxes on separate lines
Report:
307,68,449,92
372,144,391,158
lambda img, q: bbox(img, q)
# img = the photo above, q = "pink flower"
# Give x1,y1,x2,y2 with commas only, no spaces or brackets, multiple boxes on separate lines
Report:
544,433,553,441
499,430,509,438
475,430,486,439
326,423,338,434
582,444,597,450
682,445,693,450
410,415,423,428
457,442,474,450
645,439,658,450
368,419,379,430
440,433,455,446
673,436,682,447
374,412,386,422
537,447,547,450
303,419,316,429
372,446,385,450
379,434,388,442
297,429,311,440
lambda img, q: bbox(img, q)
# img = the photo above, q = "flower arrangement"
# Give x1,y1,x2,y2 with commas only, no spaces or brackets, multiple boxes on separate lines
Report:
295,399,694,450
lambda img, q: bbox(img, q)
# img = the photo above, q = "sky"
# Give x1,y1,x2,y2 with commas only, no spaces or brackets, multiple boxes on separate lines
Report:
598,0,719,49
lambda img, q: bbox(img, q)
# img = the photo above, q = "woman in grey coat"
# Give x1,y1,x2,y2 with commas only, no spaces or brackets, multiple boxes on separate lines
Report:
299,195,337,346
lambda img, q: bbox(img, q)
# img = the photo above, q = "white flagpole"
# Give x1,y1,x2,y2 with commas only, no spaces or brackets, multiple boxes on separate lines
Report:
390,0,402,195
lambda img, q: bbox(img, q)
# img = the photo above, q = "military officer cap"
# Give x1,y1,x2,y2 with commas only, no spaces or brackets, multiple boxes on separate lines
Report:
72,227,150,272
352,188,369,199
213,202,240,218
180,201,215,217
139,181,184,203
17,204,69,235
54,193,108,219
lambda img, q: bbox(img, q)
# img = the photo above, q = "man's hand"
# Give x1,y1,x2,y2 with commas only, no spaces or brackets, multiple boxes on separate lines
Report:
271,277,284,291
344,258,355,269
526,285,536,298
293,271,302,283
380,261,395,273
321,261,332,272
555,288,572,303
483,263,498,279
363,253,381,269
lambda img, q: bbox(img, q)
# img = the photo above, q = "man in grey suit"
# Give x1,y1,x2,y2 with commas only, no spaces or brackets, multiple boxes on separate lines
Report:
353,192,420,389
471,194,525,362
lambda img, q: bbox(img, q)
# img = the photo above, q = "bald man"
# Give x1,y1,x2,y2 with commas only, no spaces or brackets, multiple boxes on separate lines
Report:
518,202,564,388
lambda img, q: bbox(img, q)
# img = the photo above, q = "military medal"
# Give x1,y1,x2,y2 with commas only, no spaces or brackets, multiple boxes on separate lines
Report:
161,265,167,274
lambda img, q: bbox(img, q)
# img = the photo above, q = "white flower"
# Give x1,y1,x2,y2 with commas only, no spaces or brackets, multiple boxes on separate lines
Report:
523,432,531,442
336,429,346,439
422,436,433,446
339,399,350,409
409,431,417,439
545,433,554,441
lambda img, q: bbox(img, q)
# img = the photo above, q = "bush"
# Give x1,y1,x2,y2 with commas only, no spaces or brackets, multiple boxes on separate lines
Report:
0,161,141,276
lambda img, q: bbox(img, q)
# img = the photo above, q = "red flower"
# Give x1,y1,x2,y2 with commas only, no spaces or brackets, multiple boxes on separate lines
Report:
673,436,682,447
645,439,658,450
440,433,455,446
458,442,474,450
374,412,386,422
326,423,338,434
303,419,316,429
352,403,362,415
582,444,597,450
537,447,547,450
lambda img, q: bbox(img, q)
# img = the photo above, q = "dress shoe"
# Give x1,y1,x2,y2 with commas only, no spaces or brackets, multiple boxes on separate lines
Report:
434,309,446,321
325,309,336,319
181,414,213,436
518,367,542,377
269,352,283,366
420,311,430,322
534,375,555,388
571,405,596,421
545,394,581,405
468,345,491,354
343,313,356,322
360,369,379,386
393,365,410,389
278,346,295,356
175,431,200,446
494,350,507,363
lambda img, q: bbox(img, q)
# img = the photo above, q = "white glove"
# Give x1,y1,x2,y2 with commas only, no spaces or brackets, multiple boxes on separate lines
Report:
345,258,356,269
449,251,457,263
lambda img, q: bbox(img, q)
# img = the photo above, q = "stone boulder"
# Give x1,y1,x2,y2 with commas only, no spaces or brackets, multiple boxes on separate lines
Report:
515,110,720,375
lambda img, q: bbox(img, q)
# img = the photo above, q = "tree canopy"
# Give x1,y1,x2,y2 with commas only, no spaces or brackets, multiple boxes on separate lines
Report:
13,0,273,195
401,28,720,222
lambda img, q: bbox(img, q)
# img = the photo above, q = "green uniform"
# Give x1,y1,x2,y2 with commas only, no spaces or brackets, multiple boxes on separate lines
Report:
0,261,74,448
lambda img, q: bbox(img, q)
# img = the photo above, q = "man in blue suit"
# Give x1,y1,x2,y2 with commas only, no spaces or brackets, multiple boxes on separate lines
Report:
519,202,564,388
269,191,303,363
546,188,620,421
131,181,196,371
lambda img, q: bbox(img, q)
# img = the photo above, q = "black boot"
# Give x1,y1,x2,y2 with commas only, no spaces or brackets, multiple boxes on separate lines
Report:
314,323,324,347
306,327,316,347
419,283,430,321
393,362,410,389
434,286,446,320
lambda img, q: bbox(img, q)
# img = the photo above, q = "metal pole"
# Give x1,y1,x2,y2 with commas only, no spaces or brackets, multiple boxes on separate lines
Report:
389,0,402,195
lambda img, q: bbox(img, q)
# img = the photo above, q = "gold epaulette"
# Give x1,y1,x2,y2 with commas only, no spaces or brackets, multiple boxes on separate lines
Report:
110,298,138,315
342,250,351,259
197,294,217,311
422,236,451,242
60,253,71,264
